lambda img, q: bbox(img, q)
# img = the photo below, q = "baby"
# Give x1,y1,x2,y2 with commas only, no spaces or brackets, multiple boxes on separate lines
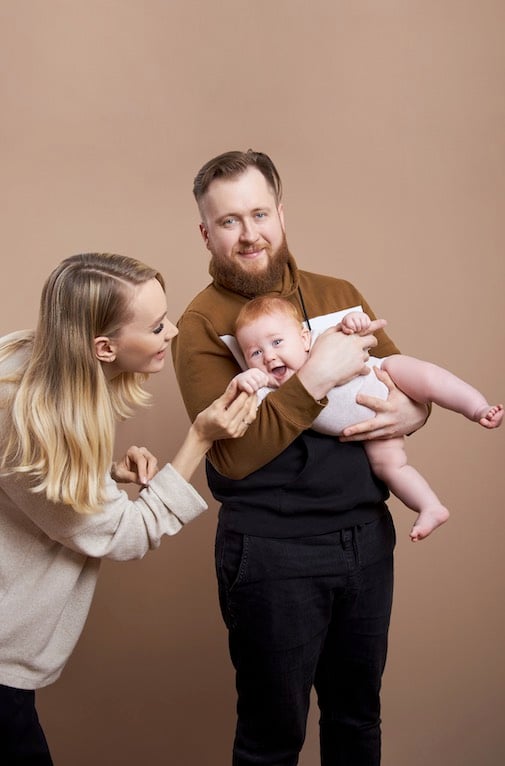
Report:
233,296,503,541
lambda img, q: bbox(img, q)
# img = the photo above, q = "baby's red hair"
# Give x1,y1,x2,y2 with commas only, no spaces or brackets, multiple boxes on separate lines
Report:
235,296,303,336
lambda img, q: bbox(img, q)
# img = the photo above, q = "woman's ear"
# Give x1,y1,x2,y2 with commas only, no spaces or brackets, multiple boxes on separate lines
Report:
94,336,117,364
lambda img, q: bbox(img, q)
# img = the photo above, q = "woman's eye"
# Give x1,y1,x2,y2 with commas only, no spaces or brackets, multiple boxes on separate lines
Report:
153,323,164,335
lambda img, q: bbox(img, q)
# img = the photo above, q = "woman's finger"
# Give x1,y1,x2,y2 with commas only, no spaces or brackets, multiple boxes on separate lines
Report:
141,450,159,483
244,395,258,425
221,392,257,435
128,446,159,485
129,449,148,485
222,389,250,418
220,377,241,408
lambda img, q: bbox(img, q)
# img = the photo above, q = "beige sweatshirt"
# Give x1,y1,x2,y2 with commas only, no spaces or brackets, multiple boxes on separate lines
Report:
0,336,206,690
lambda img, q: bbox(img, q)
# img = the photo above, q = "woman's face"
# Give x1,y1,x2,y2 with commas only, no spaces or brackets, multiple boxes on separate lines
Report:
102,278,177,377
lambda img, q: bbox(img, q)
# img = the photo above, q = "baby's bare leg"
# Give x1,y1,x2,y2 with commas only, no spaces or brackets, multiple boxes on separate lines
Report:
365,438,449,542
382,355,502,427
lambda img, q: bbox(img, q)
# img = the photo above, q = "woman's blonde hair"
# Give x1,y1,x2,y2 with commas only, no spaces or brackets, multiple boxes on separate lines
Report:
0,253,165,514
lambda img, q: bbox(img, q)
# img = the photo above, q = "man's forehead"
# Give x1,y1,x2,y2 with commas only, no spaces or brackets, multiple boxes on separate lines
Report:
200,167,277,211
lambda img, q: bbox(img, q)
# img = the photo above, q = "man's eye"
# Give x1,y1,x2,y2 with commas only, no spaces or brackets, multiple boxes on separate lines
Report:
153,323,164,335
255,211,267,219
223,217,236,226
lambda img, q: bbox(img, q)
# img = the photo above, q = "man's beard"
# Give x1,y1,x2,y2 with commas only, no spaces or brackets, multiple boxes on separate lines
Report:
209,236,291,297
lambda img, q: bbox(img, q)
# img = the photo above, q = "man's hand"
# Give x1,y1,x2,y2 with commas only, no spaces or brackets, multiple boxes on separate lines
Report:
298,318,387,402
298,326,376,401
339,366,429,441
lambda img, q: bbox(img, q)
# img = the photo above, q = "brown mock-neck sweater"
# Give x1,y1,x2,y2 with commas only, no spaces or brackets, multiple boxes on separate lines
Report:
172,255,399,538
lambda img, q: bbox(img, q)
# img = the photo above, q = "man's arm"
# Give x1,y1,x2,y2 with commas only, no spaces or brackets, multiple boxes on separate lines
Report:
338,293,430,440
329,307,430,440
172,309,325,479
172,307,382,478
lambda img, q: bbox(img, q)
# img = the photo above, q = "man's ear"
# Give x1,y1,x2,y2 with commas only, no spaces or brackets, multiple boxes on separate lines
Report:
278,202,285,232
94,336,117,364
199,222,210,249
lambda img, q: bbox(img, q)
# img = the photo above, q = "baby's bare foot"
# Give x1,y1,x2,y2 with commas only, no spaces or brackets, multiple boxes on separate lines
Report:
410,505,450,542
476,403,504,429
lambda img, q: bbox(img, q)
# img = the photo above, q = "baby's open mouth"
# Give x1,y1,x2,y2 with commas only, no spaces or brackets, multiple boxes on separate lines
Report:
271,365,287,380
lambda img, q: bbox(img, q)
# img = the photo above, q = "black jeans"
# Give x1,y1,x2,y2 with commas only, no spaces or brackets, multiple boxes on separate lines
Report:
215,511,396,766
0,685,53,765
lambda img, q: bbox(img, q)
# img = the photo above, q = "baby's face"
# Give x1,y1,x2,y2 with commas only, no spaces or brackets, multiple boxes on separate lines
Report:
237,310,311,388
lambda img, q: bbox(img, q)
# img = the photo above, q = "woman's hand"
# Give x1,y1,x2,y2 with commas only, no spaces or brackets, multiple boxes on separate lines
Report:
339,367,429,441
171,379,258,482
193,377,258,443
111,446,159,486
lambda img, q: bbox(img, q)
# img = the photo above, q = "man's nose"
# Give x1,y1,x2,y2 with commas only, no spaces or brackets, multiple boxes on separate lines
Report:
239,219,258,243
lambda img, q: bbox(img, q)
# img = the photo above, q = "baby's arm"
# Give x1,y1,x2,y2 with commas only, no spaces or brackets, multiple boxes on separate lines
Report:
233,368,271,394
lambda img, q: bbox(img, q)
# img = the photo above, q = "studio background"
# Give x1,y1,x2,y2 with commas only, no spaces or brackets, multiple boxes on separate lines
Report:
1,2,503,764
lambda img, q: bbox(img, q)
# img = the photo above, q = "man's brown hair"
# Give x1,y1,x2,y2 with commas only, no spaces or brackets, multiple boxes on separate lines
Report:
193,149,283,205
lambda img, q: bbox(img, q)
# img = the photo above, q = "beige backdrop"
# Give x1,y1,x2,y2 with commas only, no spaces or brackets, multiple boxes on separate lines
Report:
1,2,504,764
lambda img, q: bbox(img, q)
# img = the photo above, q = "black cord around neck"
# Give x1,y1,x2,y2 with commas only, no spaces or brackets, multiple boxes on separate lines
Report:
297,287,312,331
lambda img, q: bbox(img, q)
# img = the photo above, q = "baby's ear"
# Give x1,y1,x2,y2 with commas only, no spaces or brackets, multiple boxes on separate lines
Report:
301,327,311,351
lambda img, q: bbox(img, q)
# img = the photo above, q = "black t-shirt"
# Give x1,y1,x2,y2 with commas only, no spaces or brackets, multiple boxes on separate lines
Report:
207,429,389,538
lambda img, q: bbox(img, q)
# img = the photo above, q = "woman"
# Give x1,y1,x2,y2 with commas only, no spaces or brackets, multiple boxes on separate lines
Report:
0,253,257,763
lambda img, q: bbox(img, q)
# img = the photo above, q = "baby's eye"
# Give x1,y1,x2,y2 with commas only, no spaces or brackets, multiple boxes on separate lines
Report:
272,338,283,347
153,323,164,335
250,349,262,358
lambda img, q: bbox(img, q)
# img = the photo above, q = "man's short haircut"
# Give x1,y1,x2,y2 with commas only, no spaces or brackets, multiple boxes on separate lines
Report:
193,149,283,205
235,296,302,338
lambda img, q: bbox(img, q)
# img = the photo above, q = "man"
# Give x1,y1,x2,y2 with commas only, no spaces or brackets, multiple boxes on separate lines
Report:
172,150,428,765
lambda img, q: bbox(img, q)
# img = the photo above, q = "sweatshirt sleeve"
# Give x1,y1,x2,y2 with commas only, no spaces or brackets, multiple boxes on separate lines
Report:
0,463,207,561
172,309,327,480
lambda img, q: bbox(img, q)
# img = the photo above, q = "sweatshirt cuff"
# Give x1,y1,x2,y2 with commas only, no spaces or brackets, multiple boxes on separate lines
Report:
271,373,327,427
147,463,207,524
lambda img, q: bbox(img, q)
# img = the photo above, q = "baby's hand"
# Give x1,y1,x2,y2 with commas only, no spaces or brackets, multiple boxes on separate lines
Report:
234,368,270,394
340,311,373,334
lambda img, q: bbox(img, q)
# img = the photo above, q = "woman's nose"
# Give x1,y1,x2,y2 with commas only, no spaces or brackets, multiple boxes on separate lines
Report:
166,320,178,340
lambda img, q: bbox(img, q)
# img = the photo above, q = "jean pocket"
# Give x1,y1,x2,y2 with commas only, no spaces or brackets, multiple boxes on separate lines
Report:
215,528,251,629
358,510,396,567
218,530,250,593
